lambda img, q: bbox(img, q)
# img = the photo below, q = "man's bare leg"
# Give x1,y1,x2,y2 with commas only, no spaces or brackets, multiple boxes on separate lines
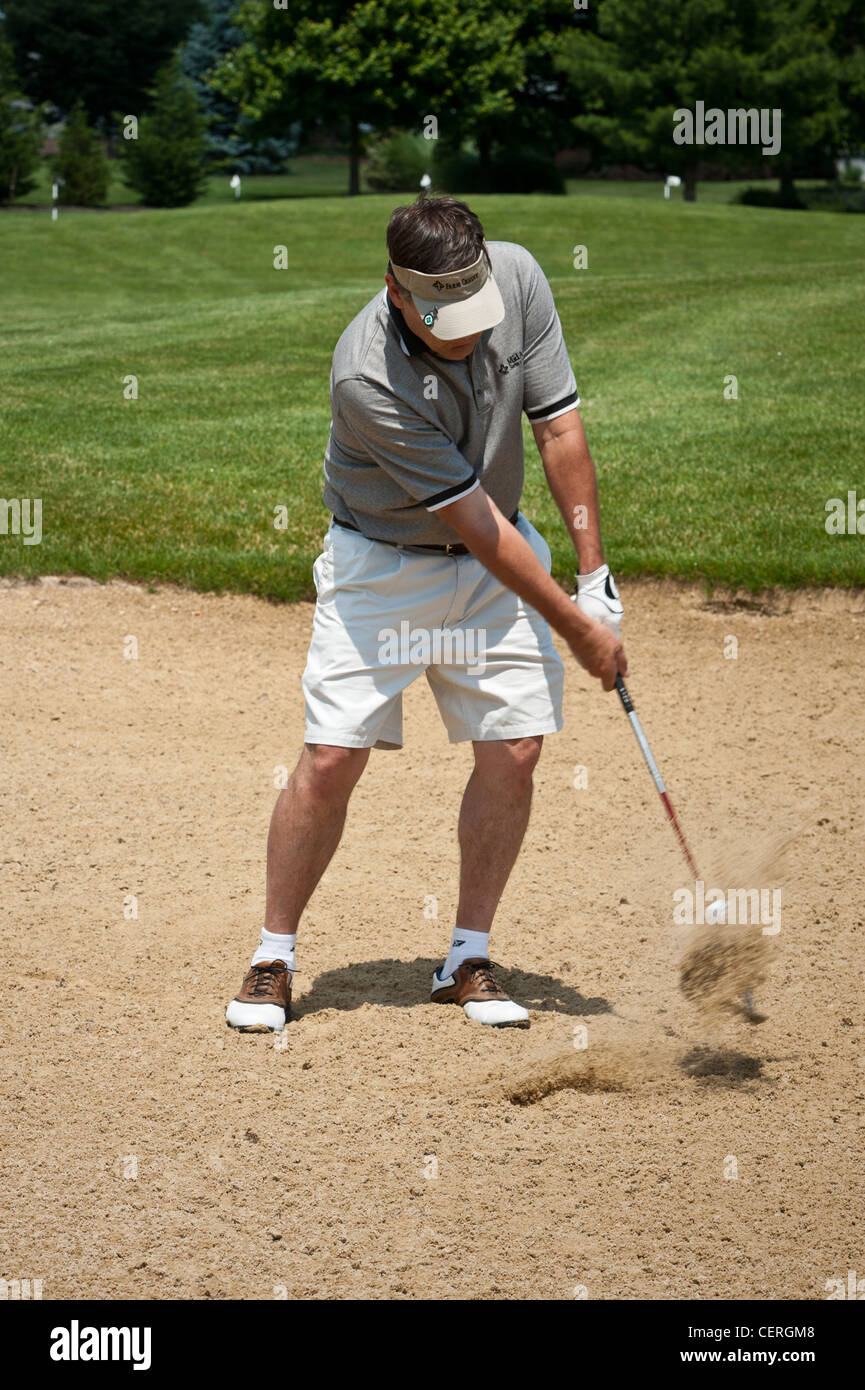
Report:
456,735,543,933
429,736,542,1027
226,743,369,1031
265,743,370,935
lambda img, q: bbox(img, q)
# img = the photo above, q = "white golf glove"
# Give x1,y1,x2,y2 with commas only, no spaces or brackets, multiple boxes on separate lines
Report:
573,563,624,637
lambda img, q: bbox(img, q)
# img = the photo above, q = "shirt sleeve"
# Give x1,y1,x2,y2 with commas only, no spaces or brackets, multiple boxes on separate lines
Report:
331,375,479,511
521,255,580,424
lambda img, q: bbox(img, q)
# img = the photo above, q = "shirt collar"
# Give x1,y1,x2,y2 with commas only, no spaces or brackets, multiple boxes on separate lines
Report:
385,291,429,357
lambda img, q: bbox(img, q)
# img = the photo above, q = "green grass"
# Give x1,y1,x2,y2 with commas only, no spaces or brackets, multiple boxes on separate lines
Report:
12,155,355,205
12,152,825,208
1,192,863,598
563,177,826,203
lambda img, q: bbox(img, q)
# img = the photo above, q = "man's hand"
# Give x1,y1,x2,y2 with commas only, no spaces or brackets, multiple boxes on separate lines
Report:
565,614,627,692
573,563,624,638
436,487,629,694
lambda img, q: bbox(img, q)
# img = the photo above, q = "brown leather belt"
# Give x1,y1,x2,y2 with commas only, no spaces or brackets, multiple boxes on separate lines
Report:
331,509,520,557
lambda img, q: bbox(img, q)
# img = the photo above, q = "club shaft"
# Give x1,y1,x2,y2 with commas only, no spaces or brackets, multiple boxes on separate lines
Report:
615,675,701,880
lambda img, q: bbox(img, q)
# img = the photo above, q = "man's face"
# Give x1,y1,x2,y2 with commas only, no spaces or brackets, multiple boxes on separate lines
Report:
385,274,483,360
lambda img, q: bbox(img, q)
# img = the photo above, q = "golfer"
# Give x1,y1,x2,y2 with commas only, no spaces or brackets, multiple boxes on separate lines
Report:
227,194,627,1032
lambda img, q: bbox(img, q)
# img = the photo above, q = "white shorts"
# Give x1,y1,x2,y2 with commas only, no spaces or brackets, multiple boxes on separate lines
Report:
301,513,564,748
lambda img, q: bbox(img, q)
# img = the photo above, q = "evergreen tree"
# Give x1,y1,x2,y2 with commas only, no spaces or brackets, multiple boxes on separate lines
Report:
3,0,203,130
122,57,209,207
0,33,43,203
53,101,110,205
822,0,865,159
555,0,845,202
180,0,295,174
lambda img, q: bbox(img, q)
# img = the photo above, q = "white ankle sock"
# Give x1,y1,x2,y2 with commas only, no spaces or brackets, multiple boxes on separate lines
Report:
442,928,490,980
252,928,296,973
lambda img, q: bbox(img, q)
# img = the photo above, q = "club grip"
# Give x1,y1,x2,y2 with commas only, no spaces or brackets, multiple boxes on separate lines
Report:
615,674,634,714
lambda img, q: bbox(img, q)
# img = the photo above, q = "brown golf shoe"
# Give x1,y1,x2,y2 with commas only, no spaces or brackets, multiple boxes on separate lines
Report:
225,959,292,1032
430,957,530,1028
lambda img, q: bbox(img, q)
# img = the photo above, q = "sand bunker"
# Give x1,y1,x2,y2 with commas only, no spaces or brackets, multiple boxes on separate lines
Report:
2,577,863,1300
487,1041,673,1105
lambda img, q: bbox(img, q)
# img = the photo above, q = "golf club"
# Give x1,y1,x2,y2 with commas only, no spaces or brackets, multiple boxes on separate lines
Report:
614,674,757,1020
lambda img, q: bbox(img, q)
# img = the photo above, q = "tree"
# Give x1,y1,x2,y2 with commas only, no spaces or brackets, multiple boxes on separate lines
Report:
211,1,419,196
399,0,527,193
2,0,203,129
753,1,847,200
0,33,43,203
53,101,110,205
413,1,596,187
555,0,846,202
210,0,548,195
503,2,600,162
180,0,295,173
821,0,865,158
121,58,209,207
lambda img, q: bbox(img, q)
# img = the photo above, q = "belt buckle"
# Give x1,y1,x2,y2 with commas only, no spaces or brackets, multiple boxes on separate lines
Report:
445,542,457,557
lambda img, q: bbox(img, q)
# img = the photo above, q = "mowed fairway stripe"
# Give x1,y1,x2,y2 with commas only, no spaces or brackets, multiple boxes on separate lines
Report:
1,194,863,594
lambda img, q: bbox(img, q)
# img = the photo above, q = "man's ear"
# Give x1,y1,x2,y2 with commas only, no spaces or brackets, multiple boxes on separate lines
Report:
385,273,405,309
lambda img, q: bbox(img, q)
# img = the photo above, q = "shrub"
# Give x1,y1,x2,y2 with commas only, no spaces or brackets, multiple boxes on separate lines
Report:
431,144,565,195
802,182,865,213
738,186,807,210
122,58,208,207
491,150,565,194
364,130,429,192
52,102,110,205
554,147,591,178
429,144,480,193
0,37,43,203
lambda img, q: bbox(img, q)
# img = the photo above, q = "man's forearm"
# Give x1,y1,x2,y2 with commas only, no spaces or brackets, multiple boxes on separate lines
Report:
439,493,591,645
539,433,605,574
438,485,627,690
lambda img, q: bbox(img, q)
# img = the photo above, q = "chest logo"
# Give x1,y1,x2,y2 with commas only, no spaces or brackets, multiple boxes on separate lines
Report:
498,350,524,375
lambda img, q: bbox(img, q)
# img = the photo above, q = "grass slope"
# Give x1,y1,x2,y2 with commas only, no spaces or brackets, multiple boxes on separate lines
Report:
2,193,863,598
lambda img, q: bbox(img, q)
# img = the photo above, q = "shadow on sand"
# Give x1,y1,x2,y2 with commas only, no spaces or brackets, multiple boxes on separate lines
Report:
292,956,611,1020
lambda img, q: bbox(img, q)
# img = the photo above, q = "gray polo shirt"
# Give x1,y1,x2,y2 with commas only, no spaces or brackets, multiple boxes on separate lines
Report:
322,239,579,546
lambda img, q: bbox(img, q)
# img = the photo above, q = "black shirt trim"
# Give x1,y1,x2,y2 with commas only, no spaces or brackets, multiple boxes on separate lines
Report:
525,389,579,422
424,476,479,509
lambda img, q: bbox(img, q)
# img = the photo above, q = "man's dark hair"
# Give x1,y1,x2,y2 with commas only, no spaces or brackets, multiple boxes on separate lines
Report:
386,194,490,281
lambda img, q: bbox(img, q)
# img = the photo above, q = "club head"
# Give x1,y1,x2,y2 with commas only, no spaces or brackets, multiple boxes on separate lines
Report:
738,990,767,1024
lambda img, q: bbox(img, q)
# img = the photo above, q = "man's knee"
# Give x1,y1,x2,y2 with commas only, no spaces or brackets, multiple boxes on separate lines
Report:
297,743,370,801
474,735,543,786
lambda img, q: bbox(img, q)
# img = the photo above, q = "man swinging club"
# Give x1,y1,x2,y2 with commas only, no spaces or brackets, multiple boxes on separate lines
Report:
226,194,627,1033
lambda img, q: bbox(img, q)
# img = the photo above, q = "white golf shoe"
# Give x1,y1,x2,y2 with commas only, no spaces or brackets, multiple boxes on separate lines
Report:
430,957,530,1028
